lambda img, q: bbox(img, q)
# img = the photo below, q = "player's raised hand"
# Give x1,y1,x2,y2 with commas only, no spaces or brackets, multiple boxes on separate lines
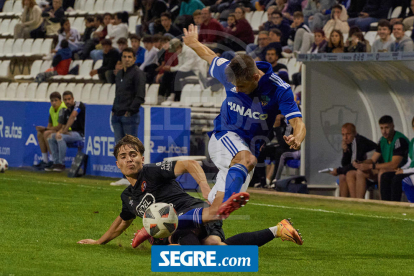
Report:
284,135,300,150
77,239,98,244
183,24,199,47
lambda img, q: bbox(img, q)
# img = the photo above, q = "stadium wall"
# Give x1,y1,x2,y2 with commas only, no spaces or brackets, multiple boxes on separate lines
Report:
300,54,414,185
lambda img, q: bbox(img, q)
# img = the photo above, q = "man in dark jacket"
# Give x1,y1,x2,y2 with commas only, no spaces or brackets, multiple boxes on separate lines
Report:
329,123,377,197
89,39,120,83
347,0,392,32
264,11,291,46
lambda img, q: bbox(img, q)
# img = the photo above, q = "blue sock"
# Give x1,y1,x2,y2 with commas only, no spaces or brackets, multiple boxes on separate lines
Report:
403,176,414,203
223,164,248,202
177,208,203,230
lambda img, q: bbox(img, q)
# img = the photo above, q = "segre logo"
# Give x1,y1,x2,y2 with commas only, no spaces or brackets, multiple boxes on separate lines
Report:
152,246,258,272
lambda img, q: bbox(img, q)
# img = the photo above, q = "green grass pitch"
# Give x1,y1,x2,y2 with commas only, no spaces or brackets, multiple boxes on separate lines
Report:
1,170,414,276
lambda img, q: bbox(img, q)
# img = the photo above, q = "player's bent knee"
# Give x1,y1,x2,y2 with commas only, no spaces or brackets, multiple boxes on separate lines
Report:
202,235,223,245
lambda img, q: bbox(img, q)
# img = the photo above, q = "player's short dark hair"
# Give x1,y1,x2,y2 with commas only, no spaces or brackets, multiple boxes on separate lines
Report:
122,47,136,57
130,34,141,42
269,28,282,37
379,115,393,125
49,92,61,101
161,12,172,20
225,54,257,83
142,35,153,43
62,91,73,98
114,134,145,159
60,39,69,49
101,38,112,46
117,37,128,45
293,11,303,19
332,4,342,11
342,123,356,134
378,19,392,31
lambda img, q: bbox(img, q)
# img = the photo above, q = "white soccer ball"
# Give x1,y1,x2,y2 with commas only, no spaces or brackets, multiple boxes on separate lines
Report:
0,158,8,173
143,203,178,238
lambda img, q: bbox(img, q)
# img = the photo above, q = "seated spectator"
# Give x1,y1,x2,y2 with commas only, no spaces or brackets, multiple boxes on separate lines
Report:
92,13,112,42
323,4,349,39
14,0,43,39
287,11,313,54
89,39,120,83
33,92,67,170
273,0,287,13
383,116,414,201
282,0,305,22
325,30,344,53
265,48,288,83
82,17,96,43
36,39,72,82
346,0,367,19
263,11,291,46
247,31,270,60
402,0,414,31
176,0,205,30
390,0,413,27
372,19,394,52
347,0,392,32
42,0,64,24
309,29,327,53
46,91,85,172
55,18,80,52
160,12,183,37
349,115,409,199
140,36,160,83
226,6,254,51
136,0,168,36
328,123,377,197
159,38,206,102
107,12,129,48
345,32,366,52
389,22,414,52
155,37,179,102
199,8,225,43
258,5,277,31
226,13,237,30
260,28,283,60
77,14,105,60
304,0,336,31
130,34,146,67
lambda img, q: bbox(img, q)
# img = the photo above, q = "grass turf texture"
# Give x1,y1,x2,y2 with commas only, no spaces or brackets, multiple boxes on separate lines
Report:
1,170,414,276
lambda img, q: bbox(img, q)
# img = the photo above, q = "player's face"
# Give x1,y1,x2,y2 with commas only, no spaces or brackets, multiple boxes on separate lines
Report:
378,26,391,39
116,145,144,176
341,127,355,145
380,123,394,140
50,98,61,109
63,95,74,108
234,78,258,94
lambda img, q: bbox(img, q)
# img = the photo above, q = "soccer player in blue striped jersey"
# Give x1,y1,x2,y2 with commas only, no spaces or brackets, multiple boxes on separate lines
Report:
183,25,306,216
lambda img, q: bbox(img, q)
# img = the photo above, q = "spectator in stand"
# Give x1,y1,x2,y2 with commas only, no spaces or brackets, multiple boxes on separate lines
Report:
303,0,336,31
110,48,146,186
273,0,287,13
199,8,225,43
82,17,96,43
265,47,288,75
42,0,64,24
14,0,43,39
403,0,414,31
347,0,392,32
226,13,236,30
309,29,327,53
381,117,414,201
36,39,72,82
226,6,254,51
193,9,203,31
89,39,120,83
176,0,205,30
372,19,394,52
323,4,349,39
349,115,409,199
282,0,306,22
160,12,183,37
258,5,277,30
78,14,105,60
140,35,160,83
328,123,377,197
160,38,206,102
247,31,271,60
137,0,167,36
109,38,129,82
262,11,291,46
326,29,344,53
107,12,129,48
260,28,283,60
345,32,367,52
33,92,66,170
156,37,179,103
130,35,146,67
389,22,414,52
390,0,413,27
287,11,313,54
55,18,80,52
346,0,367,19
46,91,85,172
92,13,112,42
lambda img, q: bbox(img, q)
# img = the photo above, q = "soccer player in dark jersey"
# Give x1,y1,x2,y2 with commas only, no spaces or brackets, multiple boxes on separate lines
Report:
182,25,306,215
77,135,249,246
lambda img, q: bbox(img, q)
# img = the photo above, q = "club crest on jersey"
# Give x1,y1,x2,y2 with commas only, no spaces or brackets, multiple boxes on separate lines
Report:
141,181,147,192
261,95,270,106
228,101,268,120
217,58,227,66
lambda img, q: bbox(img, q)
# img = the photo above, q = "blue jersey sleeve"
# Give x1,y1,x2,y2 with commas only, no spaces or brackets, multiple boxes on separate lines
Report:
209,57,231,86
275,85,301,121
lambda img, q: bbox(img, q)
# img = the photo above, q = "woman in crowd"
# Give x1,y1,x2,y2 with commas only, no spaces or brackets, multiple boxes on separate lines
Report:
14,0,44,39
345,31,366,53
42,0,65,24
309,29,327,53
326,29,344,53
225,6,254,51
55,18,80,52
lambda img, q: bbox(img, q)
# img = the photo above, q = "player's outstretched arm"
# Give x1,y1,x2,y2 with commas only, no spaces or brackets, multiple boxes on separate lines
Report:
285,117,306,150
77,216,133,245
183,24,217,65
174,159,211,201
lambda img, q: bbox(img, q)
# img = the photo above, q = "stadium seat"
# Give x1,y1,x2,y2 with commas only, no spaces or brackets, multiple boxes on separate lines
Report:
104,0,115,12
56,83,68,94
0,82,8,99
168,84,193,107
35,83,49,102
14,60,42,80
213,87,226,108
7,18,18,36
145,84,159,105
287,58,301,81
0,60,11,77
7,38,23,57
245,12,253,23
84,0,95,13
64,82,76,94
2,1,14,16
123,0,134,13
81,83,94,103
5,82,18,99
364,31,378,46
261,12,268,25
73,17,85,35
94,0,105,13
25,82,38,100
0,39,5,52
192,87,213,107
98,83,111,103
51,60,82,80
278,58,288,65
390,6,402,18
15,38,33,57
250,11,264,31
40,60,52,72
12,0,22,15
72,83,84,100
107,84,115,104
0,38,13,57
113,0,125,12
47,82,59,95
15,82,28,100
89,83,103,103
174,84,201,107
129,16,138,34
41,39,53,55
74,59,93,80
0,19,11,36
30,39,44,55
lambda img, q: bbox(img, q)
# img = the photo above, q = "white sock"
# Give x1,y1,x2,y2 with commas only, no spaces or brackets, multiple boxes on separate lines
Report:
269,226,278,237
49,154,54,162
266,178,271,185
42,153,48,163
